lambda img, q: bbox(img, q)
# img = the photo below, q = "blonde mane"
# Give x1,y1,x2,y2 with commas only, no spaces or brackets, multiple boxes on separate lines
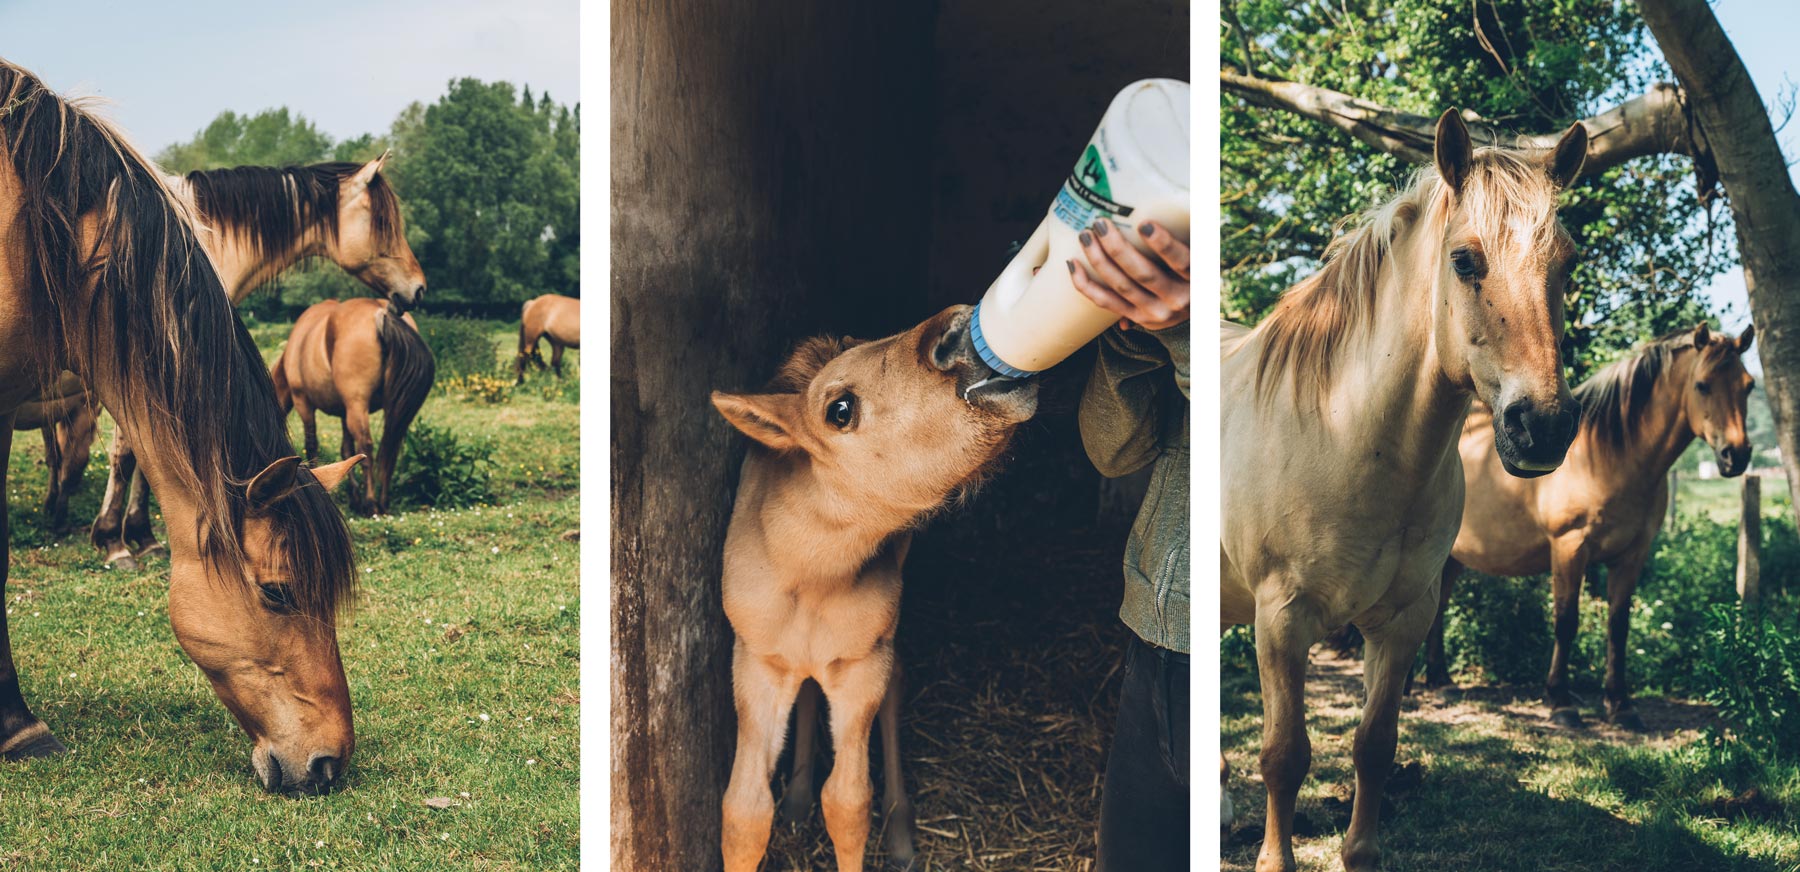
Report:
1253,148,1568,402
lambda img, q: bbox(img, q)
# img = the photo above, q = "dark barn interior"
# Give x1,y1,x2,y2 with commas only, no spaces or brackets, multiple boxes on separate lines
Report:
612,2,1189,868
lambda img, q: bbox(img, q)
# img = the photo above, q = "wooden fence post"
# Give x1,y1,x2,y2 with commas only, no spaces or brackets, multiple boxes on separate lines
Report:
1668,467,1679,528
1738,474,1761,606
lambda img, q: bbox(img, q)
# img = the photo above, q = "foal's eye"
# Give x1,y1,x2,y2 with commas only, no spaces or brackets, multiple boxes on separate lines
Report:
260,583,296,614
826,394,856,430
1450,248,1484,278
1696,381,1712,395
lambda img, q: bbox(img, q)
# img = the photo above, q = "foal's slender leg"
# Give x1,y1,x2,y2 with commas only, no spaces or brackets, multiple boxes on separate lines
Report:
1341,591,1438,872
1602,543,1652,731
722,642,803,872
817,650,892,872
779,679,821,824
877,660,916,867
1422,558,1464,688
91,428,137,569
1254,593,1326,872
0,417,66,760
1545,537,1591,729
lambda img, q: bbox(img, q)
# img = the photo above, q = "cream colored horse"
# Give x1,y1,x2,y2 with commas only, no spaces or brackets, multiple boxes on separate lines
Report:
1222,110,1588,872
1427,323,1756,730
712,306,1036,872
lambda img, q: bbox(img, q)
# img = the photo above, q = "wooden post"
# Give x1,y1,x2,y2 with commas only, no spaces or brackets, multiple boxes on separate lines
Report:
1668,467,1680,528
1739,474,1762,606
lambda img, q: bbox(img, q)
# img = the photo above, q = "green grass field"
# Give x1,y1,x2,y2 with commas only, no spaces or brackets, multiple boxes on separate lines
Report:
0,318,579,871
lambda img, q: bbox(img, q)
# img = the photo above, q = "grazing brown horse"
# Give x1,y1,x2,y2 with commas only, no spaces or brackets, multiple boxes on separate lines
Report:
0,58,363,792
1426,323,1757,730
712,306,1037,872
87,155,425,566
272,297,436,515
1222,111,1586,871
514,293,580,383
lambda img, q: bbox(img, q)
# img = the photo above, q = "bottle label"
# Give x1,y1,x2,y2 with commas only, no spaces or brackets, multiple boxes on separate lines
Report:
1054,142,1134,231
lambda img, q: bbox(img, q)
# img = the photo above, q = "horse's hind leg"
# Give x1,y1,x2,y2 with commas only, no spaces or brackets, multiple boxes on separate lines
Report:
1545,538,1592,729
295,397,319,462
1254,594,1326,872
550,341,566,378
723,642,802,872
877,661,916,868
1602,544,1652,731
38,423,66,536
346,403,376,516
58,404,96,497
1420,558,1464,689
123,465,161,558
1341,591,1438,872
91,429,138,570
779,679,820,824
0,416,67,760
817,649,890,872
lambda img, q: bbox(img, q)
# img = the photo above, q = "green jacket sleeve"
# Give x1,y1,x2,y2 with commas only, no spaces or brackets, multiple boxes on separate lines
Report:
1078,323,1189,478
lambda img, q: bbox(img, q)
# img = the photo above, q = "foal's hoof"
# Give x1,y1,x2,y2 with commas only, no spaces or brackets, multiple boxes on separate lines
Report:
1549,707,1586,730
2,727,68,761
1608,709,1648,733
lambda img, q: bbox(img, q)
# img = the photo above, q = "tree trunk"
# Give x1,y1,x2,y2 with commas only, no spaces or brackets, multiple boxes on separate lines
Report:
611,3,934,869
1639,0,1800,535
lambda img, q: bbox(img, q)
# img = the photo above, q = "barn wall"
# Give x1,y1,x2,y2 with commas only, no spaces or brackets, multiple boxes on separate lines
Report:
610,2,936,870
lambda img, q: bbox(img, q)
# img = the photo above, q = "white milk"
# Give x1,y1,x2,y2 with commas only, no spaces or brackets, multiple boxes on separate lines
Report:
970,79,1190,381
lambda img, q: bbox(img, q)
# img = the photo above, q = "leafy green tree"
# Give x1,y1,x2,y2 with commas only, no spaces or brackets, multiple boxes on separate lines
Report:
157,108,335,173
1222,0,1725,378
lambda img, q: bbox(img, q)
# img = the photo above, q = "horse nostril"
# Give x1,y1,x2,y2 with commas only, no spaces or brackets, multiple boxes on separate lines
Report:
308,754,342,788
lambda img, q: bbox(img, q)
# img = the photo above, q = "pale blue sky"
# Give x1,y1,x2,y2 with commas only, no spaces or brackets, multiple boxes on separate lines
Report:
0,0,579,152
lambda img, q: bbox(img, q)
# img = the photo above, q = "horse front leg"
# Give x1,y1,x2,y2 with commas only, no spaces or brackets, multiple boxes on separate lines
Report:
122,464,162,558
877,660,916,868
90,429,137,570
1545,537,1590,729
1342,588,1438,872
722,641,802,872
1254,592,1326,872
550,341,566,378
779,679,820,824
0,416,66,760
58,403,96,498
345,403,376,516
37,422,67,537
1603,544,1652,731
817,647,892,872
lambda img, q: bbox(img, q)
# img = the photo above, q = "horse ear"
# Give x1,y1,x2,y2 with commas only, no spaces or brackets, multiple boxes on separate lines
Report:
1738,323,1756,352
347,149,389,194
712,391,803,452
1546,121,1589,190
246,456,303,510
1693,323,1713,348
310,455,367,493
1434,109,1474,196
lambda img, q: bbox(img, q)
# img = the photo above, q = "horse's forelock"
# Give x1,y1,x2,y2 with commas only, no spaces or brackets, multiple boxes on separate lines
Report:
766,335,853,393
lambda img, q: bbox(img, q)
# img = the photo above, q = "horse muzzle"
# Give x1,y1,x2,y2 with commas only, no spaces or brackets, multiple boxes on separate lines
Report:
253,745,347,796
1717,444,1752,478
1494,395,1575,477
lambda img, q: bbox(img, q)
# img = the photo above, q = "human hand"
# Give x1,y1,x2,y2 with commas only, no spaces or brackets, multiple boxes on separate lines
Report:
1069,218,1190,331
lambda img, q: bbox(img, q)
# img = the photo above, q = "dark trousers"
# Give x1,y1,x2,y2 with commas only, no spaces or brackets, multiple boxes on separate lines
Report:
1097,634,1190,871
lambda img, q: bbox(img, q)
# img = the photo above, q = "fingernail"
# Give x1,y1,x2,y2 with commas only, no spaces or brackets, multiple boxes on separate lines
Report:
1066,259,1077,275
1078,231,1092,247
1093,220,1109,237
1139,221,1156,237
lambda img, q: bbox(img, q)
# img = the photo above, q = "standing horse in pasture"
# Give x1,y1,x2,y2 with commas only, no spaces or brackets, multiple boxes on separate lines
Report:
86,154,425,567
272,298,436,516
1222,111,1588,872
0,59,364,792
514,293,580,383
1425,323,1756,730
711,306,1037,872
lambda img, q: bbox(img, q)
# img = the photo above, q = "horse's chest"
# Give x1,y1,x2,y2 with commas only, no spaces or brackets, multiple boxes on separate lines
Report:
723,570,900,677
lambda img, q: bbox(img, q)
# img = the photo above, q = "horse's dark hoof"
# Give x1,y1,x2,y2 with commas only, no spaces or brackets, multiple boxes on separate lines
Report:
1422,671,1455,690
1550,707,1585,730
2,727,68,761
1609,709,1648,732
111,555,140,572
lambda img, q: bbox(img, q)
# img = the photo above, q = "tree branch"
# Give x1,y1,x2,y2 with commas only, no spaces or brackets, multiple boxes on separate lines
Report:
1221,69,1695,176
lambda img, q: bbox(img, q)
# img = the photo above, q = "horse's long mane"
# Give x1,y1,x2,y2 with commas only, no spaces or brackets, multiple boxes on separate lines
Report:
185,161,403,262
0,59,355,619
1572,330,1701,449
1253,149,1566,402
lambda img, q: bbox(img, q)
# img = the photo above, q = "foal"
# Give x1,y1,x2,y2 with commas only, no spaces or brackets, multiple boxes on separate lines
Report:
712,306,1037,872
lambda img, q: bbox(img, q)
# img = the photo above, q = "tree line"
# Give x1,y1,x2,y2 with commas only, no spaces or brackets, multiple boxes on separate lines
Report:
159,78,579,313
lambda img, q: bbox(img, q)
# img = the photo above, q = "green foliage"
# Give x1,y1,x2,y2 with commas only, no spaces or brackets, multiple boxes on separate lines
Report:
1441,572,1555,685
1698,604,1800,758
156,107,338,173
1223,0,1728,376
391,421,495,510
418,315,503,381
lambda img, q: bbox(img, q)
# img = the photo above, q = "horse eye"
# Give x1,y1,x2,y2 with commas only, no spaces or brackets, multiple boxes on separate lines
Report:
1696,381,1712,395
260,583,296,614
826,395,856,430
1451,249,1483,278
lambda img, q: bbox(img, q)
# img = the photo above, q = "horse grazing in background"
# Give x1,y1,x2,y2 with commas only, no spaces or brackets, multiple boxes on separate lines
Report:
514,293,580,383
0,58,364,793
711,306,1038,872
85,154,426,567
11,372,93,535
273,298,436,516
1426,323,1757,730
1221,111,1588,872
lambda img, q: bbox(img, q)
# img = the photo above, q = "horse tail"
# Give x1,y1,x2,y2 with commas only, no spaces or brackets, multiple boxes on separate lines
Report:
375,305,437,508
270,350,293,415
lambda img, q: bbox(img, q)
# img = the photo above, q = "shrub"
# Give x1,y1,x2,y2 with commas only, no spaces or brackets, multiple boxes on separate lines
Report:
418,316,501,381
1697,604,1800,758
390,420,494,509
1442,572,1556,685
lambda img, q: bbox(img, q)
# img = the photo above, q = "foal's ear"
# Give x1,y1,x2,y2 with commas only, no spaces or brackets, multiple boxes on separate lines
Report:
310,455,367,493
1693,322,1714,348
1434,109,1474,196
346,149,390,195
1737,323,1757,353
246,456,303,510
1545,121,1589,190
712,391,804,452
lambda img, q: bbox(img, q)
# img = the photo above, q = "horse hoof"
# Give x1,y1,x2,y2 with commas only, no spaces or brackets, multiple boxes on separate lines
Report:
777,792,812,826
1550,707,1585,730
1422,672,1455,690
883,855,918,872
136,543,168,559
1609,710,1648,732
110,555,140,572
2,728,68,761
